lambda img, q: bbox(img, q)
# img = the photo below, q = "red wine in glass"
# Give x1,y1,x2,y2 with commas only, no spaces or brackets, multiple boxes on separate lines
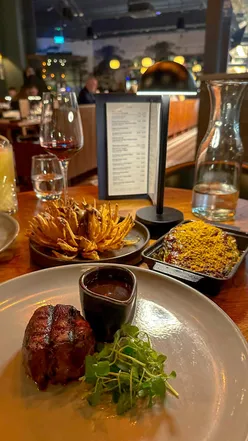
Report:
40,92,84,201
41,140,82,161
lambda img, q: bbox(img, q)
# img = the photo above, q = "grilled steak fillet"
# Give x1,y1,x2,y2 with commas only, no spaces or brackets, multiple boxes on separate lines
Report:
22,304,95,390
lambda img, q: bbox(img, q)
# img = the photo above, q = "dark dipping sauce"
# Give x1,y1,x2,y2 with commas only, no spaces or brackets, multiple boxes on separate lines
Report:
87,278,132,301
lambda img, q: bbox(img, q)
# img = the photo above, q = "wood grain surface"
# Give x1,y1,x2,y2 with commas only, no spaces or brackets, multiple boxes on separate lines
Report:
1,186,248,341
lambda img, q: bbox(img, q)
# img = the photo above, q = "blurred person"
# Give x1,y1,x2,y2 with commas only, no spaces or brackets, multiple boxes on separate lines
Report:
28,85,39,97
8,87,18,99
25,66,35,78
23,66,48,96
78,76,98,105
10,85,29,110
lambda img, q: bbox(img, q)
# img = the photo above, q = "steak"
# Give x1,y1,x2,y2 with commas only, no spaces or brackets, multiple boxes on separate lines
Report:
22,304,95,390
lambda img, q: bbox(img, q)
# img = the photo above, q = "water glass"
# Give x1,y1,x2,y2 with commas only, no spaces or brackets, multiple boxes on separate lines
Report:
31,155,63,201
0,136,18,214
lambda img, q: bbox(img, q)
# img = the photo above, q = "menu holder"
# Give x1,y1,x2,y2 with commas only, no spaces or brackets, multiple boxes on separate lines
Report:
96,94,169,206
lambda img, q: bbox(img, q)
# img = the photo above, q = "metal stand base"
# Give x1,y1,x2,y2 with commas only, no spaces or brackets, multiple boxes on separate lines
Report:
136,206,184,238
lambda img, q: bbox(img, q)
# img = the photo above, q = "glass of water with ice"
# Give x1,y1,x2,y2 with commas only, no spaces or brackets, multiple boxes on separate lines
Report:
31,155,63,201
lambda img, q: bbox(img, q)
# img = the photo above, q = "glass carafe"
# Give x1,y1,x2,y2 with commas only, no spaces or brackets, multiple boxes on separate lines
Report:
0,136,18,214
192,80,247,221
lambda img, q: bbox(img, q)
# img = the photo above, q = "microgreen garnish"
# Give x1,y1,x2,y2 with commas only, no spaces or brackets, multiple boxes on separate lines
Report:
80,323,178,415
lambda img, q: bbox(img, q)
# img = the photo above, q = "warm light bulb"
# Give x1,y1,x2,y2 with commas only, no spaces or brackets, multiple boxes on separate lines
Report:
42,61,46,66
42,68,46,73
141,57,153,68
42,74,46,79
109,59,120,69
234,66,247,73
51,73,55,78
61,73,65,78
140,67,147,74
192,64,202,73
173,56,185,65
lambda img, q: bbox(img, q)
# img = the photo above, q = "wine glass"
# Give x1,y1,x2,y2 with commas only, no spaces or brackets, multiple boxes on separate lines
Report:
39,92,84,202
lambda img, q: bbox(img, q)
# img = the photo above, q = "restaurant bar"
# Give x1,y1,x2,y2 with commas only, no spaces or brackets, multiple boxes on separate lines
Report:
0,0,248,440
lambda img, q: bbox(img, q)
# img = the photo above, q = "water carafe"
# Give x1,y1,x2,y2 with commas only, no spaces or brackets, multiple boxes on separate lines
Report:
192,80,247,221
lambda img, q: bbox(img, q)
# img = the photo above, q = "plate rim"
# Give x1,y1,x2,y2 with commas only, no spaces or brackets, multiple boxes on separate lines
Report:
1,263,248,441
0,262,247,359
0,213,20,254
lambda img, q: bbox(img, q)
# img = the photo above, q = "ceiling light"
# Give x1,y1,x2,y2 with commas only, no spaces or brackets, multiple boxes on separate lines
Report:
141,57,153,68
137,61,197,96
42,74,46,79
73,13,78,17
173,55,185,65
79,12,84,17
47,86,52,90
61,73,65,78
51,73,55,78
54,59,57,63
140,67,147,74
42,61,46,66
109,59,120,69
47,59,51,63
42,69,46,73
192,64,202,73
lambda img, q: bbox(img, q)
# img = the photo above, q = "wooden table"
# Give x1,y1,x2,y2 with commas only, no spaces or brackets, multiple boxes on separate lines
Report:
1,186,248,341
0,118,40,141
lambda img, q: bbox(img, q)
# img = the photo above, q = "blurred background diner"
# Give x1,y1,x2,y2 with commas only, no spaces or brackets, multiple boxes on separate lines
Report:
0,0,248,193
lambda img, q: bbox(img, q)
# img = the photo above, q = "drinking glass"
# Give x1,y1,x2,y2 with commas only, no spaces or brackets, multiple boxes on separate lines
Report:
39,92,84,202
0,135,18,214
31,154,63,201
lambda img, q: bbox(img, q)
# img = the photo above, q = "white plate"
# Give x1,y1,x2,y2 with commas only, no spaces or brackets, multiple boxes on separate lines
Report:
0,264,248,441
0,212,19,253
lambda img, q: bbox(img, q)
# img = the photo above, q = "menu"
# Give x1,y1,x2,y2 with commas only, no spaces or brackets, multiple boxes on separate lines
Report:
106,102,161,198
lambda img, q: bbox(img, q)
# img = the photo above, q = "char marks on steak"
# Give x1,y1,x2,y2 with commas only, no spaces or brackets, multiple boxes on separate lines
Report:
22,304,95,390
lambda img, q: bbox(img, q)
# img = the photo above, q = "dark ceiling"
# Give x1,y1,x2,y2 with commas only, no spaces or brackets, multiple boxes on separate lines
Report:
34,0,208,40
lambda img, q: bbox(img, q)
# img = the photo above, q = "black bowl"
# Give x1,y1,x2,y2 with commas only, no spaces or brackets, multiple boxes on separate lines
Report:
79,266,137,342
